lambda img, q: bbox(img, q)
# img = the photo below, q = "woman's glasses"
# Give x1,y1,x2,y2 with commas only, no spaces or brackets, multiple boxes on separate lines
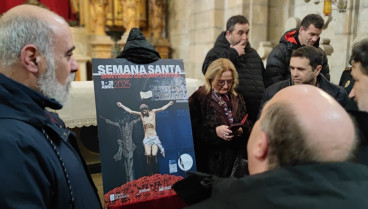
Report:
217,79,234,87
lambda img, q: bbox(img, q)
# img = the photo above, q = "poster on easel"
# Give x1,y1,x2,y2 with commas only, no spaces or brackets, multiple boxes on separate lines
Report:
92,58,196,207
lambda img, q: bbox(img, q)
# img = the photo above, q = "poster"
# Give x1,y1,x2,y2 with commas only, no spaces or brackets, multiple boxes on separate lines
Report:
92,58,196,207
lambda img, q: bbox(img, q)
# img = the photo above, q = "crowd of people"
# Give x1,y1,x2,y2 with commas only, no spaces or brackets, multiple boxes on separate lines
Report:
0,4,367,209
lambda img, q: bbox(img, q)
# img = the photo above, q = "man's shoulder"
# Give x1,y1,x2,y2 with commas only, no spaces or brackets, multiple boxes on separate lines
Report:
0,118,40,136
266,80,290,94
319,75,346,95
268,42,293,60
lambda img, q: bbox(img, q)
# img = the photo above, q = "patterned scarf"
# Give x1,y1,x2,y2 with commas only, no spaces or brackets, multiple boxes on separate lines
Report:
211,89,233,124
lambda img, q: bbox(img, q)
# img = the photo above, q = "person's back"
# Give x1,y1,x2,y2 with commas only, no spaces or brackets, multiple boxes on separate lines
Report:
183,85,367,209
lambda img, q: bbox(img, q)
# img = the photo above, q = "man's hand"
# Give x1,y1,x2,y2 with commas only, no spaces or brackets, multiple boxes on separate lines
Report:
116,102,122,107
230,40,246,56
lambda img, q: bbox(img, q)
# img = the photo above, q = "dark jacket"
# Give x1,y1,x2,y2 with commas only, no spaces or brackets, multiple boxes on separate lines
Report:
202,32,265,123
189,86,251,177
348,110,368,166
260,74,348,110
339,67,358,111
0,73,102,209
186,162,368,209
265,28,330,87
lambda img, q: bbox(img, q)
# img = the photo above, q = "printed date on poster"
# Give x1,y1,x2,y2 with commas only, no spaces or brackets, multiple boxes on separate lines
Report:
100,80,131,89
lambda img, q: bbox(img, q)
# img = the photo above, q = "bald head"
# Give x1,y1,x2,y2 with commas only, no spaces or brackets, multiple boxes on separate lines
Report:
2,5,67,28
0,5,69,69
0,5,77,104
247,85,356,175
273,85,355,160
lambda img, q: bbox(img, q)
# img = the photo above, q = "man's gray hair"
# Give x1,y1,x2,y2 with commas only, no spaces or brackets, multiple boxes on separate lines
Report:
0,15,54,67
260,102,316,169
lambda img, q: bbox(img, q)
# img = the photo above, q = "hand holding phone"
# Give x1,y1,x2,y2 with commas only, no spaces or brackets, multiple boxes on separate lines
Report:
229,114,248,137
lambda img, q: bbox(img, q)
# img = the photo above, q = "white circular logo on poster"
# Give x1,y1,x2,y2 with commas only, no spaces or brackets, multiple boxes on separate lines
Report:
178,153,193,171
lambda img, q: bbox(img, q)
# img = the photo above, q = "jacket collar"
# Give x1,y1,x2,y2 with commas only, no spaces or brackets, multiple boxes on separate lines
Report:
0,73,62,129
280,28,320,48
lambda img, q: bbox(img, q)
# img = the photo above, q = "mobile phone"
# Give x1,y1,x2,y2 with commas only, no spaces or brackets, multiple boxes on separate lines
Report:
229,123,242,136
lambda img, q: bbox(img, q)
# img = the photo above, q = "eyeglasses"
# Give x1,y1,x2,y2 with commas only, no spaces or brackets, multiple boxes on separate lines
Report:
217,79,234,87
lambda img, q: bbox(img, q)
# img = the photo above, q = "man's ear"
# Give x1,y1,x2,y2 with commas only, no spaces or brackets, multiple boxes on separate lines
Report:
255,131,269,160
299,26,304,33
225,30,231,38
20,44,40,73
314,65,322,76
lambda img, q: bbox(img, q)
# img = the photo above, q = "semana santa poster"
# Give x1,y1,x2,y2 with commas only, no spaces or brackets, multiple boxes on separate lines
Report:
92,58,196,207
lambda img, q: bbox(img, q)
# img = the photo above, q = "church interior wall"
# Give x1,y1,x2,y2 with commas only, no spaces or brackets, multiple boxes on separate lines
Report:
168,0,366,85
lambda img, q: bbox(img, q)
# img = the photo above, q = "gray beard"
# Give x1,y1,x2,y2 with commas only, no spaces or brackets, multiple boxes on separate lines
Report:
38,57,75,105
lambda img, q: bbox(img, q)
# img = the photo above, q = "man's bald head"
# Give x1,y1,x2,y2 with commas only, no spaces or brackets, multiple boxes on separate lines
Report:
0,5,68,68
247,85,356,174
2,5,67,30
0,5,77,104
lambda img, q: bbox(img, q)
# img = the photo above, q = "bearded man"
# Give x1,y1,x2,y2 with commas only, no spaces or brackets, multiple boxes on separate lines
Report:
0,5,102,209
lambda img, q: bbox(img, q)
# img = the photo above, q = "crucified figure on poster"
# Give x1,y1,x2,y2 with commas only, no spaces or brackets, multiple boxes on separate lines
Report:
116,101,174,175
99,115,140,182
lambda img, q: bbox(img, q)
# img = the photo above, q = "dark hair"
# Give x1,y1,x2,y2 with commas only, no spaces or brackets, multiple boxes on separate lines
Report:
226,15,249,32
300,14,324,30
349,38,368,75
291,46,323,70
261,102,316,169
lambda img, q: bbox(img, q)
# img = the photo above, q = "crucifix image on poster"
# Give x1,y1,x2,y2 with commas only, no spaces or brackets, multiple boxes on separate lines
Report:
99,115,140,182
116,100,174,175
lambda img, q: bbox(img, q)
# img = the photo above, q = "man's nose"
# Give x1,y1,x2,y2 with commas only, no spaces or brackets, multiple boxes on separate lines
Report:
292,70,299,77
70,56,79,73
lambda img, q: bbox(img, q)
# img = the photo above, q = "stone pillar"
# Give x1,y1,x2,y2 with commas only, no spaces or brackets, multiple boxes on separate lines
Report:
122,0,140,37
148,0,170,59
244,0,268,51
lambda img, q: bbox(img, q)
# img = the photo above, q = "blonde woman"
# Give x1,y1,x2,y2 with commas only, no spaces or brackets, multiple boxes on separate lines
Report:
189,58,252,177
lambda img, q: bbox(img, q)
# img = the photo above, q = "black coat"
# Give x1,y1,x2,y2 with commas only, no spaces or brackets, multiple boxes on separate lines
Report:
265,28,330,87
0,73,102,209
348,110,368,166
202,32,265,123
260,74,348,111
186,162,368,209
339,67,358,111
189,86,251,177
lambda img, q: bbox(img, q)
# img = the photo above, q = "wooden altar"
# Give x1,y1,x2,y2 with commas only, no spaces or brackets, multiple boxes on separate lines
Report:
74,0,170,73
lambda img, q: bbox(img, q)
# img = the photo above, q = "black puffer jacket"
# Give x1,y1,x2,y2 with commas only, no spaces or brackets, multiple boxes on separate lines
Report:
260,74,348,110
202,32,265,123
265,28,330,87
186,162,368,209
